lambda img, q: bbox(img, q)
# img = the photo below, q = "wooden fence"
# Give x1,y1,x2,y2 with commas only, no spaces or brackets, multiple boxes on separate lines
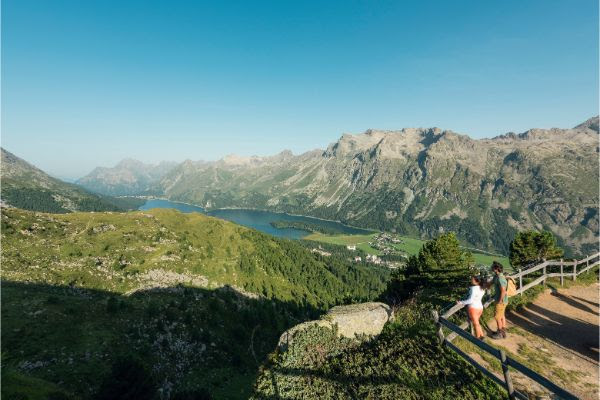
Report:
432,252,600,400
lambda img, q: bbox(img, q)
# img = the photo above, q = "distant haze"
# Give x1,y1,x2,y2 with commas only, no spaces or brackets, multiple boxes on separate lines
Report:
2,0,598,179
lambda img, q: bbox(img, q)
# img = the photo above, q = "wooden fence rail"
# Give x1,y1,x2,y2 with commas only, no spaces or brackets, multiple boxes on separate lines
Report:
433,252,600,400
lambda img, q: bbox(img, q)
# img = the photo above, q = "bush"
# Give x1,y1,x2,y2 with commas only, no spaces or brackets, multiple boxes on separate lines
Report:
252,305,504,400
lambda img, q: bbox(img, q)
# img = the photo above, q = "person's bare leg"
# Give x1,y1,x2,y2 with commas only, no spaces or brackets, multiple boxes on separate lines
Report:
477,309,485,338
469,308,484,338
473,318,483,338
475,309,484,338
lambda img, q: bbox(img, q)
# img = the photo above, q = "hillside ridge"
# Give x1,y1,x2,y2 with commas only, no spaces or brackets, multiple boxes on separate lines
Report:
0,148,138,213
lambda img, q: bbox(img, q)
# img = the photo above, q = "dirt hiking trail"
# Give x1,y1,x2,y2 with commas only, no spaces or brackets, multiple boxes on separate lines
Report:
472,282,599,399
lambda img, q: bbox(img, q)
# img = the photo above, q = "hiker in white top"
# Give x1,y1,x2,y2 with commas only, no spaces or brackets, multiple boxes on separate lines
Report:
457,276,485,339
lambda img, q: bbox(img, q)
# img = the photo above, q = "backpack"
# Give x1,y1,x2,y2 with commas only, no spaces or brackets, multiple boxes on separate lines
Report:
506,277,517,297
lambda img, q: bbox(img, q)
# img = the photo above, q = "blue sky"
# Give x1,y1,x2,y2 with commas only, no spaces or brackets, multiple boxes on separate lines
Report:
2,0,598,179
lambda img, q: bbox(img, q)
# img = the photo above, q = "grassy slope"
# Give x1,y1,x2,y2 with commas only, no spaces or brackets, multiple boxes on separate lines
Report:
305,232,510,267
2,208,389,303
1,207,390,399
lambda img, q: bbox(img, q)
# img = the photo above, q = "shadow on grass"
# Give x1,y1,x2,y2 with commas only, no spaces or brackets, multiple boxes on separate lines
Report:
1,280,322,400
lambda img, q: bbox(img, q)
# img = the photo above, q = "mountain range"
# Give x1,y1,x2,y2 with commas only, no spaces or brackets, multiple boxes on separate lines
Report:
77,117,600,256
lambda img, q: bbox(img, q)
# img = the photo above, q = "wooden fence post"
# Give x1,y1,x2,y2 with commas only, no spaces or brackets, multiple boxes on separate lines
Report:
500,349,515,399
586,258,589,274
573,260,577,282
542,259,547,287
432,310,445,345
560,259,564,286
518,269,523,296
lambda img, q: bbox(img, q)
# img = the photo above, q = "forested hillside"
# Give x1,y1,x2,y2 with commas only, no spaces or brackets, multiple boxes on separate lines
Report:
1,148,143,213
1,207,390,399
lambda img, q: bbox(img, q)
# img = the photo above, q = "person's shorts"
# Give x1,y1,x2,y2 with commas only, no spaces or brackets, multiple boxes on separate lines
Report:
495,302,507,319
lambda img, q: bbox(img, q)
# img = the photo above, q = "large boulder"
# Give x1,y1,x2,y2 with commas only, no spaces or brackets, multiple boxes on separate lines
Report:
278,302,393,350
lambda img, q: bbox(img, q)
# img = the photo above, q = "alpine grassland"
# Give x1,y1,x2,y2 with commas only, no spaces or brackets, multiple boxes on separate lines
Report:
1,207,390,399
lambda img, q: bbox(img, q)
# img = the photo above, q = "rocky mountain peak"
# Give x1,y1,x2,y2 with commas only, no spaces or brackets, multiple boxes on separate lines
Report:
1,147,47,179
115,158,146,169
574,116,599,132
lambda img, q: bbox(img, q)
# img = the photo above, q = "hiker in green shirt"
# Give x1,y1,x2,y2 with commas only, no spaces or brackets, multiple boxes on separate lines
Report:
490,261,508,339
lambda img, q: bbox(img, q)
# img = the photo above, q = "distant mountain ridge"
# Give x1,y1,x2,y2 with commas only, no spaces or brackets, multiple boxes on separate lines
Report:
77,117,600,255
0,148,140,213
77,158,177,196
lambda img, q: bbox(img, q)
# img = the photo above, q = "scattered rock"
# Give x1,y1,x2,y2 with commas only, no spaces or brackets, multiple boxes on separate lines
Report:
278,302,393,350
92,224,116,233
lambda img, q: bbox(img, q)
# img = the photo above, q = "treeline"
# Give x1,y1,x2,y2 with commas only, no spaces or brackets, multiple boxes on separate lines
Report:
1,187,144,214
270,220,346,235
101,196,146,210
2,187,71,213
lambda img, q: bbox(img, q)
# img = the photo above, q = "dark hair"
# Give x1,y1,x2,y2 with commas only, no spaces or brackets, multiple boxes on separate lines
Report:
491,261,503,273
471,275,483,287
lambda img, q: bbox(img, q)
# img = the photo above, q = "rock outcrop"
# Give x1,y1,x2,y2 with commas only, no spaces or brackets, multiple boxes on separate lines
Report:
278,302,393,350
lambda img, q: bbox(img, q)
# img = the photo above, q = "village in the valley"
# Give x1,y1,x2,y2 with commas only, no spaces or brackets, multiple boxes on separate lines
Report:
311,232,408,268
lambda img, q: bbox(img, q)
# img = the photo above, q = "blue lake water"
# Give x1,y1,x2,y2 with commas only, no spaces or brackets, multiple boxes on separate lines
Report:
138,199,371,239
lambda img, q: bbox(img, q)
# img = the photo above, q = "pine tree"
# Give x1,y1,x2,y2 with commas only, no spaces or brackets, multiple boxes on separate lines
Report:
403,232,474,295
509,230,563,267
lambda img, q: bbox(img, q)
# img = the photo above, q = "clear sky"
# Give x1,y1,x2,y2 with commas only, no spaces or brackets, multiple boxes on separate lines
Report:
2,0,598,180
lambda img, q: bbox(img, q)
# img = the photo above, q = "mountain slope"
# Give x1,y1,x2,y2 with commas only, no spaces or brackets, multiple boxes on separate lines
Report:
155,117,599,256
1,207,389,305
1,207,390,399
77,158,177,196
0,148,140,213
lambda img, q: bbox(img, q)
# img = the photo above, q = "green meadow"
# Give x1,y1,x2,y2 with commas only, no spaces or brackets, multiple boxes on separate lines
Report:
303,232,510,267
